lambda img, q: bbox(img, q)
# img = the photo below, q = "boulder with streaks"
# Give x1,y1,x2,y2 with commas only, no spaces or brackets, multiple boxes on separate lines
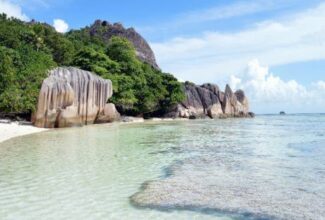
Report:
33,67,119,128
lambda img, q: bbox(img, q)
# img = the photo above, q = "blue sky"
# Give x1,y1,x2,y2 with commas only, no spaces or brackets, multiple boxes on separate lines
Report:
1,0,324,113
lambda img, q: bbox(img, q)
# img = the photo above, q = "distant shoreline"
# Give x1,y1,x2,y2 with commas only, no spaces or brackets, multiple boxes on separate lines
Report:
1,113,323,144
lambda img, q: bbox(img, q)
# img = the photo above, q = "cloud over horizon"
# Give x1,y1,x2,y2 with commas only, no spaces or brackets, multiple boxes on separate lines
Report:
229,59,325,113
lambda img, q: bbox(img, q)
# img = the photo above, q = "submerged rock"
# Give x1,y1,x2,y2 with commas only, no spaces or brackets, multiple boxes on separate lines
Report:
166,82,252,119
33,67,119,128
130,154,323,220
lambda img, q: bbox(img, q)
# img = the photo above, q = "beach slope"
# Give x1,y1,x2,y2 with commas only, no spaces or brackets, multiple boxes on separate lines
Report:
0,121,47,143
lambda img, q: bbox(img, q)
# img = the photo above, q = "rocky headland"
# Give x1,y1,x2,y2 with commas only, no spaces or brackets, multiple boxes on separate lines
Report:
166,82,254,119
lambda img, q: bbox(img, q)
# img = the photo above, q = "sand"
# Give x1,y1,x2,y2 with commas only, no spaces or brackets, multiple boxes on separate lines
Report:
0,117,189,144
0,121,47,143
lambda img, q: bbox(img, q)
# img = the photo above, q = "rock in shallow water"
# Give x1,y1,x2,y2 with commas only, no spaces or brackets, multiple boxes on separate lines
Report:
33,67,119,128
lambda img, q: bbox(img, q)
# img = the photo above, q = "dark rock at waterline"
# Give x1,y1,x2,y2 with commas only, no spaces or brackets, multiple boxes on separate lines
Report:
166,82,252,119
280,111,286,115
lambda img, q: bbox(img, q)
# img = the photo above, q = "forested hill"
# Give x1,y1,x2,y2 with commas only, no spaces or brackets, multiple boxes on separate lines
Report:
71,19,160,70
0,14,185,117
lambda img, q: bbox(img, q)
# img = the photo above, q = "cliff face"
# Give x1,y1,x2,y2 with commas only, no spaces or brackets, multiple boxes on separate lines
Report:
33,67,119,128
85,20,160,70
166,82,253,119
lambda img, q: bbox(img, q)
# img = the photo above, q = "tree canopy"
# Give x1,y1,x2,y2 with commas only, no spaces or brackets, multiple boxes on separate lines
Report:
0,14,185,116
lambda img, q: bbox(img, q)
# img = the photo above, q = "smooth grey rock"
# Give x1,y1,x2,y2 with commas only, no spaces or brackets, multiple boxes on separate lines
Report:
201,83,219,95
207,103,223,118
33,67,117,128
222,84,237,116
96,103,120,123
167,83,252,119
235,89,249,114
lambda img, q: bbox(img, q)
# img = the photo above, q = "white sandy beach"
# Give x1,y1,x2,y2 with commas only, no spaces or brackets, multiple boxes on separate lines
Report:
0,117,189,144
0,121,47,143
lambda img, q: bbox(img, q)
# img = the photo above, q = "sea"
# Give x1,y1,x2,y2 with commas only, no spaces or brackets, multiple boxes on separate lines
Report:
0,114,324,220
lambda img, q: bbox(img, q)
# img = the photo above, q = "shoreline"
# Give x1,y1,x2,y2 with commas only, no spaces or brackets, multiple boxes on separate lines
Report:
0,117,185,144
0,115,253,144
0,120,47,144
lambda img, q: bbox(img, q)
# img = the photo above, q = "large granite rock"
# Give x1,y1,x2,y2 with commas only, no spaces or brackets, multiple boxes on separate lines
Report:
222,85,238,116
235,89,250,115
96,103,120,123
33,67,119,128
72,20,160,70
166,82,252,119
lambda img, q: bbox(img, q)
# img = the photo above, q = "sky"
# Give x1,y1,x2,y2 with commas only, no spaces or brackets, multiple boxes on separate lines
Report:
0,0,324,113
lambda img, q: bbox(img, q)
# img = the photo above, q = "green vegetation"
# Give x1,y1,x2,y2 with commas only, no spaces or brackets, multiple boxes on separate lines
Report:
0,14,184,116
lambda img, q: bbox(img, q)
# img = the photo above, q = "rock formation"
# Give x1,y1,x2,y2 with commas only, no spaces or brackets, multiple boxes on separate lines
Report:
33,67,120,128
77,20,160,70
96,103,120,123
166,82,253,119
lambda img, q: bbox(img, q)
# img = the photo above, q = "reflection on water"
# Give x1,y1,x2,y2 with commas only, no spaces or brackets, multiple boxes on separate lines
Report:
0,115,324,220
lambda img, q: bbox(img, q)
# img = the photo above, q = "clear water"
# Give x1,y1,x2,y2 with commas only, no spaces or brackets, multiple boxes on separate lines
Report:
0,115,324,220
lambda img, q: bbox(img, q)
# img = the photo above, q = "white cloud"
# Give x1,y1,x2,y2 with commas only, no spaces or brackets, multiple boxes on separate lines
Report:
178,0,295,25
0,0,29,21
151,3,325,84
139,0,305,36
230,59,325,113
316,81,325,90
53,19,69,33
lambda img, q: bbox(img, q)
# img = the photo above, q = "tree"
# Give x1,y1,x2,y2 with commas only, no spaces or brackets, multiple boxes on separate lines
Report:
72,47,120,76
0,47,16,94
106,36,142,75
0,45,56,113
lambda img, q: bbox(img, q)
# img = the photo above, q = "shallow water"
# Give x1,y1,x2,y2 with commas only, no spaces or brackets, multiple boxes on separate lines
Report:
0,115,324,220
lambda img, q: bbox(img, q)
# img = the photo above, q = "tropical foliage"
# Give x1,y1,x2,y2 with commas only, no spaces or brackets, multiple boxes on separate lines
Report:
0,14,184,116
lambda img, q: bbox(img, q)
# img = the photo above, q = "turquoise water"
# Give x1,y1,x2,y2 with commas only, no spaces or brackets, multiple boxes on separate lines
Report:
0,115,324,220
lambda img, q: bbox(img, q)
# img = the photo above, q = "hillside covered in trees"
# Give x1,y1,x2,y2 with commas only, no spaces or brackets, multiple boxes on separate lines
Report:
0,14,185,117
